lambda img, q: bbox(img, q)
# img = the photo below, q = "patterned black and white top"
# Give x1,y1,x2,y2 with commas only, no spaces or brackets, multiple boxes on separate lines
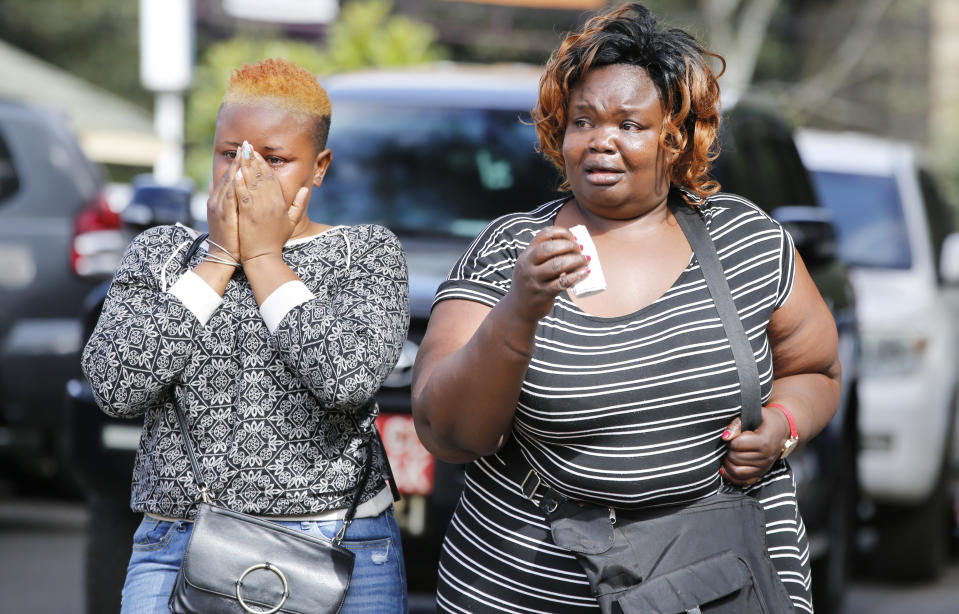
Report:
82,223,409,520
432,192,814,613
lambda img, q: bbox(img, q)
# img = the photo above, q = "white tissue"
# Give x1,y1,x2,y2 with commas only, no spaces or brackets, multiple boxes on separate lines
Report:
568,225,606,297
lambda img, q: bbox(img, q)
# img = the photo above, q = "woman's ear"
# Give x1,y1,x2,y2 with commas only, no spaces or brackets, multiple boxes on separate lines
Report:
313,149,333,187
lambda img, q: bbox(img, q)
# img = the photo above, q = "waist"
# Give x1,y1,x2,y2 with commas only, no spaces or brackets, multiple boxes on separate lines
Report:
146,484,394,523
493,438,723,510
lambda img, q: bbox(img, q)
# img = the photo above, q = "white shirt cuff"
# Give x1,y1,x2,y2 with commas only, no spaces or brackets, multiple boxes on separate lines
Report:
168,271,223,326
260,281,314,333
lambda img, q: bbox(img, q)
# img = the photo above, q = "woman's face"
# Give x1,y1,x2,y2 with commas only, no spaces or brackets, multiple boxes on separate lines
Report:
211,102,330,204
562,64,670,219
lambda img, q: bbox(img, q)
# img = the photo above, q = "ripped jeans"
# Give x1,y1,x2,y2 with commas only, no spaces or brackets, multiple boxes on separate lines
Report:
119,506,408,614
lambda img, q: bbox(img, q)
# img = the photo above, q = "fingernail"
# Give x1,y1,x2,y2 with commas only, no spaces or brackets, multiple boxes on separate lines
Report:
579,243,584,250
242,141,251,159
586,254,591,262
721,429,731,440
719,467,725,476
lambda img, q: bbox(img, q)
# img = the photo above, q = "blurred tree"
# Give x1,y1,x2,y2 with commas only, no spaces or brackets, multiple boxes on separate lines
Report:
0,0,146,106
184,0,446,187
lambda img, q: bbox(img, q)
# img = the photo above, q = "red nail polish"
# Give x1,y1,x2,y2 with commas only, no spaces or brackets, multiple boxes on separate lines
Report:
719,467,725,477
721,429,731,440
586,255,591,262
579,243,584,250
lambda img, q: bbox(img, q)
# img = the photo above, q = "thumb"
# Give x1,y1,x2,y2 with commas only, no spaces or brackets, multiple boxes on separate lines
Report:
721,417,742,442
288,186,310,224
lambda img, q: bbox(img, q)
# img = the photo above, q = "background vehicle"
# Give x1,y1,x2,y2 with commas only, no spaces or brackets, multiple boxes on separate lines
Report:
66,64,858,613
796,128,959,581
0,99,120,490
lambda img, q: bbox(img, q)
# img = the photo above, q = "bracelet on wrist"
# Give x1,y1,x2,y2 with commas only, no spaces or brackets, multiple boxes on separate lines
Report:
766,403,799,459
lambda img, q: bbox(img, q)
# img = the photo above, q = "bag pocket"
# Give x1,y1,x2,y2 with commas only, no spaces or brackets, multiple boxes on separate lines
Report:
613,551,768,614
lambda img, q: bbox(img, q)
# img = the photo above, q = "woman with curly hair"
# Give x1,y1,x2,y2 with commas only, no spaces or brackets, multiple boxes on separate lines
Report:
412,3,839,612
83,58,410,613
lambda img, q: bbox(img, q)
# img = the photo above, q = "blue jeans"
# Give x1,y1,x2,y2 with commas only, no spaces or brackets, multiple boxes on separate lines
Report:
119,507,408,614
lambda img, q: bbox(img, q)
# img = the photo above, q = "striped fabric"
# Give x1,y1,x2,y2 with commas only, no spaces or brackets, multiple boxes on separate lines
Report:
432,192,812,613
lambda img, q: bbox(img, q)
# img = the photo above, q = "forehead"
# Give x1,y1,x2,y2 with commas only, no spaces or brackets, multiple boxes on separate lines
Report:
570,64,662,111
215,102,314,143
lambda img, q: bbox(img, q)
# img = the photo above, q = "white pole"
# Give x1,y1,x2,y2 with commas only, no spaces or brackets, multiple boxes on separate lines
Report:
153,92,185,185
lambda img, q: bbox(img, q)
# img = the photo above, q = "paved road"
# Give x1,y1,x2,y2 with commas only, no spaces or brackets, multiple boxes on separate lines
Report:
2,495,957,614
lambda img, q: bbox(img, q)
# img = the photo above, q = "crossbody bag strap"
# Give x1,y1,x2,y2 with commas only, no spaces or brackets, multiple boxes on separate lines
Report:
669,192,762,430
173,401,376,540
517,191,764,514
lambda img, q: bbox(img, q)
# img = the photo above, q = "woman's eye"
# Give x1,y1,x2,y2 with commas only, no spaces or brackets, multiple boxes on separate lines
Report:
224,150,237,159
265,156,284,165
622,122,640,131
573,118,591,128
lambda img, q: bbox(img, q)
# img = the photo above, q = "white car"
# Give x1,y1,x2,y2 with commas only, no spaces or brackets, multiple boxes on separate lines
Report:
796,128,959,580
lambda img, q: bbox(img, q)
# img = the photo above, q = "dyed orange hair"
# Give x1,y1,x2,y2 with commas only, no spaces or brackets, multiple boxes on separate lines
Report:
533,3,724,203
221,58,332,150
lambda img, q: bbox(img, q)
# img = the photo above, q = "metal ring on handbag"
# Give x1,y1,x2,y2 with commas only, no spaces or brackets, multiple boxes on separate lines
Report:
235,562,289,614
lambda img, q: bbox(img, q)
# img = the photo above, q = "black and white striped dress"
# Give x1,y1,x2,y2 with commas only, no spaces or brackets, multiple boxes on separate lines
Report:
432,192,813,613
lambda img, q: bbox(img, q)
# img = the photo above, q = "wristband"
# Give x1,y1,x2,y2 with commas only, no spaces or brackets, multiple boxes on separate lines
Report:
766,403,799,458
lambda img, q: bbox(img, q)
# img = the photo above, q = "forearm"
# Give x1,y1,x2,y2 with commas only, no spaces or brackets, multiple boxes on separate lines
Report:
413,293,537,461
242,254,299,305
83,290,200,417
768,366,842,445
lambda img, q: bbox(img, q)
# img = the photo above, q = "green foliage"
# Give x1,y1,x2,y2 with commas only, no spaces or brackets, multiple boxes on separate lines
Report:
184,0,446,187
0,0,145,106
318,0,445,73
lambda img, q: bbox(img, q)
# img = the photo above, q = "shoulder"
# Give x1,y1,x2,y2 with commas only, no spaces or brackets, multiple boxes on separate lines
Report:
315,223,399,248
698,192,785,239
122,223,200,266
467,197,567,253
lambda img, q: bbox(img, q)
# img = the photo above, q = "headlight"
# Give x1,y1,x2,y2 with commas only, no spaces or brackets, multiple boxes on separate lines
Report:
860,334,927,377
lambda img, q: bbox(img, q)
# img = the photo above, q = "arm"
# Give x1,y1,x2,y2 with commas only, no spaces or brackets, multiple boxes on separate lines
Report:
270,227,411,412
411,226,589,463
81,229,205,418
721,252,842,485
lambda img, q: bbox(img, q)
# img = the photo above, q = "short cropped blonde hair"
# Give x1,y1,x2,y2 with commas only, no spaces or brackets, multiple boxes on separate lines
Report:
221,58,332,150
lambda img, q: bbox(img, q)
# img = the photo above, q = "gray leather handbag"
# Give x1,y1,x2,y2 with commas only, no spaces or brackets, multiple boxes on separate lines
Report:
510,193,795,614
167,397,372,614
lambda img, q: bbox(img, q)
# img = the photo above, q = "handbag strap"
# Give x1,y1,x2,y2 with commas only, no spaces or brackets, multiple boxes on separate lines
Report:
173,402,375,541
668,193,761,430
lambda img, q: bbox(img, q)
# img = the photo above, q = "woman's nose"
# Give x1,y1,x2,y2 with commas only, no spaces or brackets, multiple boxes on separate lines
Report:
588,126,616,153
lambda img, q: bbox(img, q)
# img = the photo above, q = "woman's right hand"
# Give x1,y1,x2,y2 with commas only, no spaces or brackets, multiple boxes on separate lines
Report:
205,146,242,261
508,226,590,322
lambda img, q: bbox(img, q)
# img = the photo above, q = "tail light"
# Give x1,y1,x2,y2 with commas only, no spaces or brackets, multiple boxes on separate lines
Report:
70,192,127,278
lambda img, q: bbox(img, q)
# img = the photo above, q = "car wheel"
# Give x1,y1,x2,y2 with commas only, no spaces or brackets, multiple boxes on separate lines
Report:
85,491,139,614
811,437,856,614
867,477,950,581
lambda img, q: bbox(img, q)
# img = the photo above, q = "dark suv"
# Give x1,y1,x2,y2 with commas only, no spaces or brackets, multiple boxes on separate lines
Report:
66,64,858,613
0,100,121,488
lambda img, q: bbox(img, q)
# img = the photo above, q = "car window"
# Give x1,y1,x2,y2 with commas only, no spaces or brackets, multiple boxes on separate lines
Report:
0,129,21,202
809,170,911,269
308,103,563,237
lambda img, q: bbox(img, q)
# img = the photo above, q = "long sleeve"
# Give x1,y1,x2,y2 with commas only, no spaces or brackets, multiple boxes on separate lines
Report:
81,226,203,418
271,225,410,415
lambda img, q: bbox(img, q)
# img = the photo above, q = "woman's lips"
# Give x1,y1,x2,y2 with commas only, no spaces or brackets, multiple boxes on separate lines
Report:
585,168,623,185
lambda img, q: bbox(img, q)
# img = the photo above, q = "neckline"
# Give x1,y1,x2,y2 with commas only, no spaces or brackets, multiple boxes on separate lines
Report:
555,191,700,322
284,224,347,247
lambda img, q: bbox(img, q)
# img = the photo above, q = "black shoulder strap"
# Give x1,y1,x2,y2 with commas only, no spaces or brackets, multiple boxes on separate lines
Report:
669,193,762,431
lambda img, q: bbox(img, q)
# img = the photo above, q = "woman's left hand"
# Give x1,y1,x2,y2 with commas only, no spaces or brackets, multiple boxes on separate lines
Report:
234,146,310,264
719,405,792,486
